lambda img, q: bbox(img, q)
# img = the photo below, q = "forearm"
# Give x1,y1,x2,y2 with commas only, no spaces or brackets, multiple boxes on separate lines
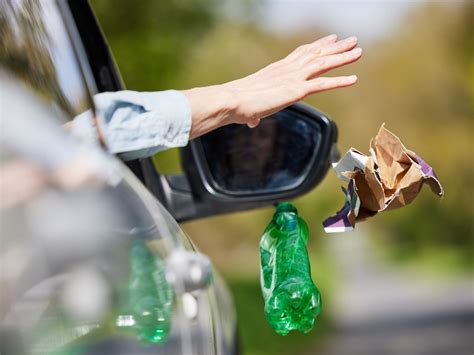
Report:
181,84,238,139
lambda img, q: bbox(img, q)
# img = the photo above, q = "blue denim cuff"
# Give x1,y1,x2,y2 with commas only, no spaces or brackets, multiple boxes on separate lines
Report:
72,90,192,161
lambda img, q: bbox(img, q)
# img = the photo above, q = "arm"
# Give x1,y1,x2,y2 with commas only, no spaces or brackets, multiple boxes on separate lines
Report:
183,34,361,138
71,35,361,160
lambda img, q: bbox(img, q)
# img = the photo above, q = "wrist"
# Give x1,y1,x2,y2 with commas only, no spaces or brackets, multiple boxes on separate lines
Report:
182,85,238,139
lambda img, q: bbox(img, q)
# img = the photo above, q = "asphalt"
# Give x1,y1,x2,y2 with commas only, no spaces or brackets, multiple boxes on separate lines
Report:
303,229,474,355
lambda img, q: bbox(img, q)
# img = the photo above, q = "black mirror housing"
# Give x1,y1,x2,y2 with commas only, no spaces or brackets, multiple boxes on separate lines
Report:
166,103,339,221
183,103,338,203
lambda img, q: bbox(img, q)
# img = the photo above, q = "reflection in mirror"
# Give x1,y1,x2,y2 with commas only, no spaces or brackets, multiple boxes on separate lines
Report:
200,111,322,195
201,111,322,195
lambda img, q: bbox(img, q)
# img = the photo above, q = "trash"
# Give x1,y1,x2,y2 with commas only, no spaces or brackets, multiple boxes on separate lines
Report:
260,203,321,335
323,124,444,233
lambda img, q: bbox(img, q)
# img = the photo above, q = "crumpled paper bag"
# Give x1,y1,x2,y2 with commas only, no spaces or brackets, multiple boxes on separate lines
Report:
323,124,444,233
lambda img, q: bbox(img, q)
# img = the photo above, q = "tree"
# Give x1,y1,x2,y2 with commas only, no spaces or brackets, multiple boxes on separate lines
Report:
90,0,220,90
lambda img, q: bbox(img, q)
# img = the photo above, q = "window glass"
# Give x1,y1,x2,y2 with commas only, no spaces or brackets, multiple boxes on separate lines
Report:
201,112,321,194
0,0,92,120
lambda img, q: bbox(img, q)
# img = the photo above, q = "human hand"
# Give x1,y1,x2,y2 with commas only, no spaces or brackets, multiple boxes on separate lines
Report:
183,34,361,138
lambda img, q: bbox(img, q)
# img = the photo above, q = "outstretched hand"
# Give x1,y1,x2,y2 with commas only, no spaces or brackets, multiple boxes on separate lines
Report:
183,34,362,138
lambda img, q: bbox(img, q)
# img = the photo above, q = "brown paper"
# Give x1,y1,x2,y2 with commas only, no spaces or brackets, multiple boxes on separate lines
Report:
323,124,444,233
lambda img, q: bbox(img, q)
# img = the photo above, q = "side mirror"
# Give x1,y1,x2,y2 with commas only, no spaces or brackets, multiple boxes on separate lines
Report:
145,103,339,222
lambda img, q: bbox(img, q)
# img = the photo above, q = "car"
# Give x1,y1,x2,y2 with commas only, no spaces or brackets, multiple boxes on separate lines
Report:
0,1,338,354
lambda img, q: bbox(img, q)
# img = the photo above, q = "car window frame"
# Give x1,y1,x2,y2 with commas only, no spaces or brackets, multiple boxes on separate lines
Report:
60,0,161,188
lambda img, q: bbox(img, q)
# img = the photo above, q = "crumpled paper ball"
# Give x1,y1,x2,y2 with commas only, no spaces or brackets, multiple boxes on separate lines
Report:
323,124,444,233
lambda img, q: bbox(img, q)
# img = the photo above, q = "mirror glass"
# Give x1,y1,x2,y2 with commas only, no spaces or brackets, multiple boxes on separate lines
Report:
200,110,322,195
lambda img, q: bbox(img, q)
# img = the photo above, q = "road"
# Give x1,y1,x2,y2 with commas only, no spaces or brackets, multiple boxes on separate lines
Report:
304,229,474,355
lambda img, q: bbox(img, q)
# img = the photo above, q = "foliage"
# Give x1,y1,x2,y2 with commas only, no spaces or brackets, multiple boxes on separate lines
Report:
353,3,474,268
90,1,473,353
178,2,474,271
90,0,220,91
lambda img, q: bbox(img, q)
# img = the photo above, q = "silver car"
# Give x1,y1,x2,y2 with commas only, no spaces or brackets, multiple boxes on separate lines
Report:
0,1,338,354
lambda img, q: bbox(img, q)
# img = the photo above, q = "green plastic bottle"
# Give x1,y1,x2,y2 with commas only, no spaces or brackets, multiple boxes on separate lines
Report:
260,202,321,335
124,240,173,343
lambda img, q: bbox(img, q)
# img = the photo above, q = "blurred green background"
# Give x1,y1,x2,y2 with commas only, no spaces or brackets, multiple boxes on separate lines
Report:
90,1,473,354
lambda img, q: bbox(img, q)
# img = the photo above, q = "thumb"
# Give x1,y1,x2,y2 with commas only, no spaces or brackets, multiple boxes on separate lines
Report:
246,118,261,128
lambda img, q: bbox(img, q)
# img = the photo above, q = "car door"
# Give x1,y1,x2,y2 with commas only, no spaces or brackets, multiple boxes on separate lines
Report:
0,0,236,354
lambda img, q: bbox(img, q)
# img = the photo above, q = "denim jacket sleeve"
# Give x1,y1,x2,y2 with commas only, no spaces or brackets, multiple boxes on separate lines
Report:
71,90,192,161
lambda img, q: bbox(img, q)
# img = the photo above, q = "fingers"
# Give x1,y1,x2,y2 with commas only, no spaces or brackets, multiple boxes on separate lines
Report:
287,34,338,60
237,34,361,128
306,75,358,94
305,47,362,79
317,36,358,56
311,33,338,47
